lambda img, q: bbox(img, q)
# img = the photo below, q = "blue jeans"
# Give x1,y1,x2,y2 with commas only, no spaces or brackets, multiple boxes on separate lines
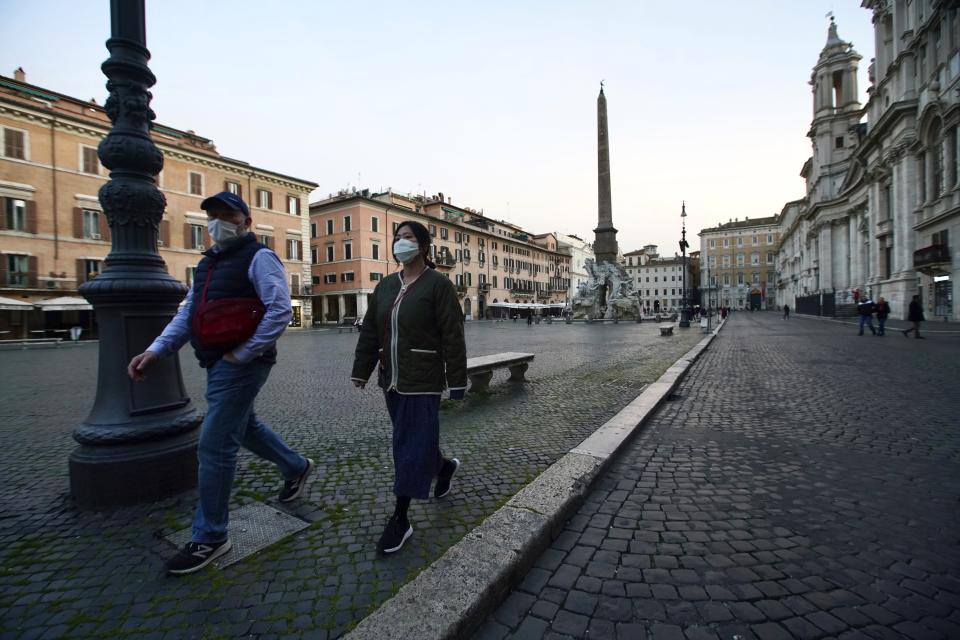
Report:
192,358,306,543
858,315,875,335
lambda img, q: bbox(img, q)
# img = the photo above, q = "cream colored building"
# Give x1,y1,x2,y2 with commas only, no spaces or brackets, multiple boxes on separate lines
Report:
309,190,571,322
0,69,317,336
699,216,780,310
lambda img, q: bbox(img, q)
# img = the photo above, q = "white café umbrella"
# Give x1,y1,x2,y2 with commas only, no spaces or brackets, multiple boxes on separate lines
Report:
34,296,94,312
0,296,34,311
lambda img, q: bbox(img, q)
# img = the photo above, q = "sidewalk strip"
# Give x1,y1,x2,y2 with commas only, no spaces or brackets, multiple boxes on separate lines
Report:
345,320,726,640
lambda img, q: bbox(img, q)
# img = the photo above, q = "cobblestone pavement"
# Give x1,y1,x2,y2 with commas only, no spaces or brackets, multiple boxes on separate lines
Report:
479,312,960,640
0,320,703,640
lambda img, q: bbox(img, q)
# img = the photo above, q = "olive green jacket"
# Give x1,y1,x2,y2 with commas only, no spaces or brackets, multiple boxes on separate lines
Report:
351,268,467,395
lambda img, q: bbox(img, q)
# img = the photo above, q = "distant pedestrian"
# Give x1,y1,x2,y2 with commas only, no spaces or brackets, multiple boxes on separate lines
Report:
902,295,925,339
857,296,876,336
351,220,467,554
127,192,314,575
875,297,890,336
783,304,790,320
526,313,533,326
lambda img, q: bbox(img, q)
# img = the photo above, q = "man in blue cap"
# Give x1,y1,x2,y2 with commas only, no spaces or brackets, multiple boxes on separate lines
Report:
127,192,314,574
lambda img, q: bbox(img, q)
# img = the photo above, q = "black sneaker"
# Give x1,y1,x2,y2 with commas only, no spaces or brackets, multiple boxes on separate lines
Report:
377,516,413,554
166,539,232,575
434,458,461,498
279,458,314,502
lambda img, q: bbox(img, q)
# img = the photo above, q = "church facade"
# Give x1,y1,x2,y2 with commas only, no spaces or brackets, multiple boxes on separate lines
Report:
777,5,959,320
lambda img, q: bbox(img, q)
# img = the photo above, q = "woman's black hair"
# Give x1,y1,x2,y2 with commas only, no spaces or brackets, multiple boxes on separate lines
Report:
394,220,436,269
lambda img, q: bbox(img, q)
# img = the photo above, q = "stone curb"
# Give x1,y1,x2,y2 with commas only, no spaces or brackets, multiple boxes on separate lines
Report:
345,319,726,640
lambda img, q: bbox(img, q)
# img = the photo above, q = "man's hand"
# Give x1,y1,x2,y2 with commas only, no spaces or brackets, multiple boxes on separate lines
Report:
127,351,159,382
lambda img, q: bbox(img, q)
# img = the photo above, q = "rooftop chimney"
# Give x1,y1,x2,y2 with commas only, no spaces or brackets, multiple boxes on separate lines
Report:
14,67,25,82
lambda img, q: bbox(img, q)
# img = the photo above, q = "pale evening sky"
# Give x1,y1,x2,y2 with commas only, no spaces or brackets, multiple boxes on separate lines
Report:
0,1,876,255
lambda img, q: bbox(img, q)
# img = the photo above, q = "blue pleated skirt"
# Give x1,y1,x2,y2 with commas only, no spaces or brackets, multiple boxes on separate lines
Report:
384,391,443,499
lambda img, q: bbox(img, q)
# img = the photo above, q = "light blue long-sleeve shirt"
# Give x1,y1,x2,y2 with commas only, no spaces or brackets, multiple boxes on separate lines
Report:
147,247,293,363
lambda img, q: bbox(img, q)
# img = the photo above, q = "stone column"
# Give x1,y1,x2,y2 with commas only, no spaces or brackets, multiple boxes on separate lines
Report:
819,223,833,291
593,87,618,263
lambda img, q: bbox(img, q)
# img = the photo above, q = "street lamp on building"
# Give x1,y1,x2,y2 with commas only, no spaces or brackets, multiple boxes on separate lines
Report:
679,202,690,328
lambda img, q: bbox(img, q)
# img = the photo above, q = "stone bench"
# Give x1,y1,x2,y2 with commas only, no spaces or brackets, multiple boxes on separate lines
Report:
466,352,535,393
337,316,359,333
0,338,63,349
659,324,675,336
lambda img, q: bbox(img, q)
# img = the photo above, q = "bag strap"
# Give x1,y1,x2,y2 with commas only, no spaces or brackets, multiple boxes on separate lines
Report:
199,260,217,305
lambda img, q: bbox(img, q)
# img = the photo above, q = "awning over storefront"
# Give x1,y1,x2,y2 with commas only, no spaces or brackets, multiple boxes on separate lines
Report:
35,296,93,311
0,296,34,311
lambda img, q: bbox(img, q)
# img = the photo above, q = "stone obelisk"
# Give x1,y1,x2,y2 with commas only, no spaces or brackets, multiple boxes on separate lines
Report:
593,84,619,264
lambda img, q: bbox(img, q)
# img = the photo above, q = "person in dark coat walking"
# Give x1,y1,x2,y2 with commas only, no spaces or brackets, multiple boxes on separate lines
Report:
857,297,877,335
351,220,467,554
783,304,790,320
902,295,925,339
875,297,891,336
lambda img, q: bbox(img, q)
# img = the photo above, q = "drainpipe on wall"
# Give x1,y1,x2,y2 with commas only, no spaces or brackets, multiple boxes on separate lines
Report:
49,110,60,262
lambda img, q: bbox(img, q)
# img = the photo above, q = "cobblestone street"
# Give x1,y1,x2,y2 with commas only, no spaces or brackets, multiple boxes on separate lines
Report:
481,312,960,640
0,320,702,640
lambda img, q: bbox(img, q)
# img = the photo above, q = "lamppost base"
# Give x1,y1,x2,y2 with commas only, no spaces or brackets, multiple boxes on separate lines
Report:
69,429,199,510
679,311,691,328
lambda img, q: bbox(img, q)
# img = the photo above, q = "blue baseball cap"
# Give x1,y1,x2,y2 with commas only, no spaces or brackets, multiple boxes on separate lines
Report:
200,191,250,217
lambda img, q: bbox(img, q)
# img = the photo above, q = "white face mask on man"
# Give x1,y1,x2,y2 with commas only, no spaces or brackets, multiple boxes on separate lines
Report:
393,238,421,264
207,218,242,245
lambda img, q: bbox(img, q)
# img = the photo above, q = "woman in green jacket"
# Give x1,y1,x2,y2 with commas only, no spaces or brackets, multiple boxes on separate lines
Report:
351,220,467,553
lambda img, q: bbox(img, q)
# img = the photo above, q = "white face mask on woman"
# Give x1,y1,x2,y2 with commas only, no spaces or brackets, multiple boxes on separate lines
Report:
393,238,421,264
207,219,242,245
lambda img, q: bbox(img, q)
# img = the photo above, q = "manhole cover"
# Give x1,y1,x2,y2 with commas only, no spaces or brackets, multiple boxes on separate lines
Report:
166,502,310,569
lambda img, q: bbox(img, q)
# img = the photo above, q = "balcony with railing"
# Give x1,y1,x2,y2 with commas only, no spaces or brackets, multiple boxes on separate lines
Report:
478,282,491,293
435,253,456,268
913,243,951,275
454,284,467,295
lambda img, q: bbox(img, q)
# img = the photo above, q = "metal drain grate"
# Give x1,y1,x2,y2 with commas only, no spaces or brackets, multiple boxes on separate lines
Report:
166,502,310,569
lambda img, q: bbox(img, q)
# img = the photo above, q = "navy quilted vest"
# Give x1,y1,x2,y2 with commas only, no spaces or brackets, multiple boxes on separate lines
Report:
188,233,276,367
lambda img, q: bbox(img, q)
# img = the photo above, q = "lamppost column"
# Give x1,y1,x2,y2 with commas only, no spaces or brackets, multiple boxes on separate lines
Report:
69,0,201,509
679,202,690,327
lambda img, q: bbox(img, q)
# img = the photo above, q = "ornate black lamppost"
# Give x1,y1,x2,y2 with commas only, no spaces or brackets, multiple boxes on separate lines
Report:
69,0,200,509
679,202,690,328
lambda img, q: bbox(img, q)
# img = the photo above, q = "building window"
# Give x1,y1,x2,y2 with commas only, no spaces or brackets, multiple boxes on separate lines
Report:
392,222,400,235
185,266,197,286
440,228,448,240
287,195,300,215
286,239,301,261
3,127,26,159
709,239,716,248
737,237,743,247
6,254,29,286
723,274,730,285
82,209,101,239
737,273,744,285
85,259,101,282
752,236,758,245
324,273,336,284
766,252,774,264
81,146,100,175
190,224,205,250
343,242,352,260
835,136,844,149
311,247,318,264
312,275,320,285
326,245,335,262
225,180,241,196
737,254,744,266
188,171,203,196
343,216,352,232
6,198,26,231
372,243,380,260
455,231,462,242
723,238,729,248
767,271,776,284
257,189,272,209
370,272,382,281
258,234,272,249
310,223,317,238
428,224,436,237
341,272,355,282
326,219,334,235
371,216,379,233
751,253,759,265
752,273,760,284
